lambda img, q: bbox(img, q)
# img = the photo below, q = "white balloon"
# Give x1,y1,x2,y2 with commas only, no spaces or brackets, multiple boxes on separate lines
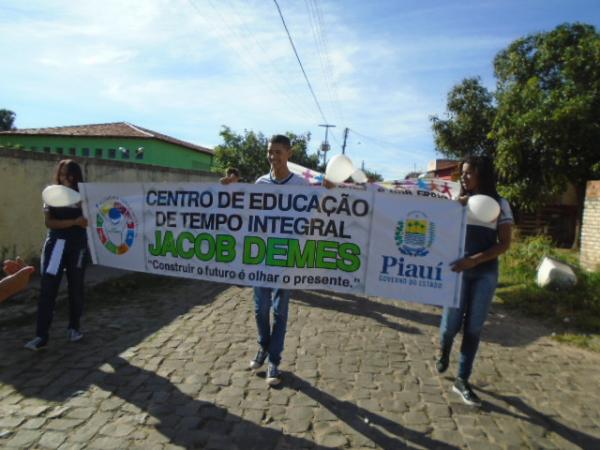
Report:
351,169,368,183
466,195,500,222
325,154,355,184
42,185,81,207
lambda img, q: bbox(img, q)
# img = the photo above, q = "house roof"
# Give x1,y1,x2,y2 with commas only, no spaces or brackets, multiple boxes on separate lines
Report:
0,122,214,156
427,159,459,172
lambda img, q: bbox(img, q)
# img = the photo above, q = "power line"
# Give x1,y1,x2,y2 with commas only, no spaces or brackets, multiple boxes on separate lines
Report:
273,0,328,124
304,0,340,125
308,0,346,125
187,0,317,121
219,0,318,119
348,129,425,157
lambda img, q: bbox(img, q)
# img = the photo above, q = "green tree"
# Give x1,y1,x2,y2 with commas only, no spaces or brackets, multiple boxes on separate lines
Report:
492,23,600,213
288,131,320,172
213,126,319,182
403,171,422,180
364,168,383,182
430,77,496,159
0,109,16,131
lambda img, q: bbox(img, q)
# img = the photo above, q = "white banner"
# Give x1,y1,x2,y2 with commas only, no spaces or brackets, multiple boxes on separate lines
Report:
365,192,465,307
286,160,460,199
376,178,460,200
80,182,464,307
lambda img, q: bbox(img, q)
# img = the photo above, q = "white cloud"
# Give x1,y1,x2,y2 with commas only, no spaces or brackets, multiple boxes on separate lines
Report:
0,0,521,179
80,47,136,66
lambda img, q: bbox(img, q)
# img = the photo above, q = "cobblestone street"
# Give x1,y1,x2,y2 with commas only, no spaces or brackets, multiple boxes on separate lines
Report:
1,276,599,449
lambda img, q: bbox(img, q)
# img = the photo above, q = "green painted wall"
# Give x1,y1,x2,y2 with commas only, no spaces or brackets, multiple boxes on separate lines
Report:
0,135,213,171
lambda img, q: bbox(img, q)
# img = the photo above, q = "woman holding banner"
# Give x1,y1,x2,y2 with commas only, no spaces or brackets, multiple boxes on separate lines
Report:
436,156,513,406
25,160,89,351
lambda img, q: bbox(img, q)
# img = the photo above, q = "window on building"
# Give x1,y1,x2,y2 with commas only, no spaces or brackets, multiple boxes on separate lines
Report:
95,148,103,158
108,148,116,158
135,147,144,159
56,147,63,155
43,147,51,153
69,147,76,156
121,148,130,159
82,148,90,157
192,160,209,170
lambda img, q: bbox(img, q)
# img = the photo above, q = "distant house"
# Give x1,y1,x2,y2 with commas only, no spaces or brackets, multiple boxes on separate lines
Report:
423,159,459,180
422,159,577,246
0,122,214,172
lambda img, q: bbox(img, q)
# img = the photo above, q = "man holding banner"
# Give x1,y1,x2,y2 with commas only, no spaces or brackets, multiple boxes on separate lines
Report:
80,146,466,389
249,135,310,386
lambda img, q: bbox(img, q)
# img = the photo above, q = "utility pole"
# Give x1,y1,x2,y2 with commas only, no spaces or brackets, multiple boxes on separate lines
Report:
341,127,349,155
318,123,335,167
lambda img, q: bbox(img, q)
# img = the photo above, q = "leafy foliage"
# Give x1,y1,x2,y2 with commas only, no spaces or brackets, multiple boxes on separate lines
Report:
497,235,600,345
0,109,16,131
492,23,600,209
430,77,496,159
499,234,561,285
363,168,383,182
213,126,319,182
431,24,600,212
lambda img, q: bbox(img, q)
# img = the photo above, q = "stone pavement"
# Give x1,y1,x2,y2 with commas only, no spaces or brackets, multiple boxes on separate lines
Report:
0,275,599,449
0,266,131,327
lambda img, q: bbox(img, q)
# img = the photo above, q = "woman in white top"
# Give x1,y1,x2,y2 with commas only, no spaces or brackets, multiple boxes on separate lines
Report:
437,156,513,407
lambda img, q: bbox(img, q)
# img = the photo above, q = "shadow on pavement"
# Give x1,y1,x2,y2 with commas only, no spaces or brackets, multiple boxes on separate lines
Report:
0,276,227,402
294,290,549,349
293,290,423,335
0,277,331,448
286,373,459,450
477,386,600,449
95,357,332,450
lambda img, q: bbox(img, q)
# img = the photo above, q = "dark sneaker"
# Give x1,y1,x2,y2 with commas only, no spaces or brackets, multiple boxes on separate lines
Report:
436,354,449,373
266,363,281,386
24,337,47,351
249,347,268,370
452,378,482,407
67,328,83,342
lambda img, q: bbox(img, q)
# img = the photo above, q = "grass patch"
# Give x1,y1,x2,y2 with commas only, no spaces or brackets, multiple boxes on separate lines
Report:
553,333,600,352
497,235,600,351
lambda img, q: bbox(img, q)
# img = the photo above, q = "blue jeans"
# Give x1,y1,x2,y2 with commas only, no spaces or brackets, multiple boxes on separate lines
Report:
439,267,498,380
253,287,290,366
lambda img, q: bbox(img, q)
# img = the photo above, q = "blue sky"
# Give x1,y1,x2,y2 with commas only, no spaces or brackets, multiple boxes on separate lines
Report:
1,0,599,179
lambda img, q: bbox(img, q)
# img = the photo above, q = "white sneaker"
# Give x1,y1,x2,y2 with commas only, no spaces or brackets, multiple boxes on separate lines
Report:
67,329,83,342
266,363,282,386
24,337,47,351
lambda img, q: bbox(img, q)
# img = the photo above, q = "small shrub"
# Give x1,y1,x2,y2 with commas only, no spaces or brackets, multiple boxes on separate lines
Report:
500,234,560,285
497,235,600,343
576,270,600,314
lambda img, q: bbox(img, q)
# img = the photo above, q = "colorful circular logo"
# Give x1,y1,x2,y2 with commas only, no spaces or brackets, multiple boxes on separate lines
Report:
96,198,137,255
